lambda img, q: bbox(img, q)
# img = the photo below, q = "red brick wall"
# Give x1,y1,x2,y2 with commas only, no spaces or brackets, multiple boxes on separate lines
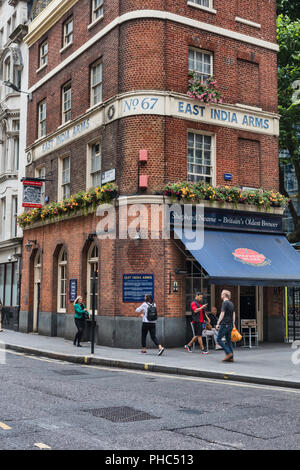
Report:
237,59,260,107
238,138,260,188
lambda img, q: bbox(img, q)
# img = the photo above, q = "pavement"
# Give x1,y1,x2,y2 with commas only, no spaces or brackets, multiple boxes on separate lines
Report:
0,329,299,389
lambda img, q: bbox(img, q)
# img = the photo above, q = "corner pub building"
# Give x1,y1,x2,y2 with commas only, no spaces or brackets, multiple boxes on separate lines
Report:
19,0,300,347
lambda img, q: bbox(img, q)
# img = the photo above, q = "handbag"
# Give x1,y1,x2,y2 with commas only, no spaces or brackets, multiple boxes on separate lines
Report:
82,311,89,320
205,322,212,331
231,327,242,343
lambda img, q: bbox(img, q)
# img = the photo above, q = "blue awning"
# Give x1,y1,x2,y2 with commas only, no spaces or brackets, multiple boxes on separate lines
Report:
174,228,300,286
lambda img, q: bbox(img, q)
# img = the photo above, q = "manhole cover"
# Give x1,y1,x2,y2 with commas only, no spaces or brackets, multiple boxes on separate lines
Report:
83,406,159,422
53,369,86,376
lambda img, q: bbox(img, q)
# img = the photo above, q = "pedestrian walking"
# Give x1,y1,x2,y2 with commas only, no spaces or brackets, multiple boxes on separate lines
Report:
216,290,236,362
0,299,3,332
203,306,222,349
184,292,208,354
136,294,165,356
73,296,89,347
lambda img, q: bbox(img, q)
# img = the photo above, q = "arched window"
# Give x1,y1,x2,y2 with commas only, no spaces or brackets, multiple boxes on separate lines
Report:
87,242,98,314
33,250,42,332
57,247,67,312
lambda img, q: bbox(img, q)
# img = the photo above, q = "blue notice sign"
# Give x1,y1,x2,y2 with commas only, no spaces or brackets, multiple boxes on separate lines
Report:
69,279,77,302
123,274,154,303
224,173,232,181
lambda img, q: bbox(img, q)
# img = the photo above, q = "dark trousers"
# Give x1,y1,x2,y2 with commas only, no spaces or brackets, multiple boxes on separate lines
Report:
74,318,85,345
141,322,159,348
217,324,234,355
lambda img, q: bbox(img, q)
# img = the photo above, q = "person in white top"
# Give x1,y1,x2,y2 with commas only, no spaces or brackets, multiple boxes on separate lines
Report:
136,294,165,355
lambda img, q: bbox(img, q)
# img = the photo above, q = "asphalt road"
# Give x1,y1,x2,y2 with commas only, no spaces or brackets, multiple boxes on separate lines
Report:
0,350,300,451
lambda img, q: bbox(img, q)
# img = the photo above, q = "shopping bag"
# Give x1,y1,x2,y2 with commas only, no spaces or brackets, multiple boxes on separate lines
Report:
231,327,242,343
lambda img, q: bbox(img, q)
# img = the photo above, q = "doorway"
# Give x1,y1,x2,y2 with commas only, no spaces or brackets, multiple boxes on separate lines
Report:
239,286,263,341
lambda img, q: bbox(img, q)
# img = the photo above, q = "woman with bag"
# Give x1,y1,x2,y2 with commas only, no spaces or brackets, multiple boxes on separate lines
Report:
73,296,89,347
136,294,165,356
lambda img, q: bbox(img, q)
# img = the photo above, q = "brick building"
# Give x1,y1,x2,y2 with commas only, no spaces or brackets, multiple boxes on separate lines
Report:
18,0,300,346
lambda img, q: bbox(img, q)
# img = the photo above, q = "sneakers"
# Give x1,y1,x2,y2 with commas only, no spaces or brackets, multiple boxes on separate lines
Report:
201,349,209,355
184,344,192,353
158,347,165,356
140,350,147,354
215,345,223,350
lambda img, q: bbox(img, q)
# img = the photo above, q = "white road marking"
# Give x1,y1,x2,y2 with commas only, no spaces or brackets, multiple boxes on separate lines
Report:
34,442,51,450
4,349,300,395
0,422,11,430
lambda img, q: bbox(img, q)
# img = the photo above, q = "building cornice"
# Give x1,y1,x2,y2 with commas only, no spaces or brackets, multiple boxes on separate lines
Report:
27,9,279,93
25,0,79,47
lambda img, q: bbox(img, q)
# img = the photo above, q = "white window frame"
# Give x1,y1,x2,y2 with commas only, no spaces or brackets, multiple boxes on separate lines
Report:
38,100,47,138
188,47,213,83
87,140,102,189
62,82,72,123
92,0,104,22
39,40,48,67
57,247,67,313
59,156,71,200
35,166,46,204
87,242,99,314
187,130,216,185
187,0,216,12
63,17,73,47
13,136,19,171
90,61,102,106
1,198,6,240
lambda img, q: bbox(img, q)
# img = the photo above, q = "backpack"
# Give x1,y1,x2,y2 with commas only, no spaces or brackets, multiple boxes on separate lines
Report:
146,303,158,321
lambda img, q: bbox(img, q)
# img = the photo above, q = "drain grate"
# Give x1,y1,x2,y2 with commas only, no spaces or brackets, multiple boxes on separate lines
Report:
53,369,87,376
83,406,160,422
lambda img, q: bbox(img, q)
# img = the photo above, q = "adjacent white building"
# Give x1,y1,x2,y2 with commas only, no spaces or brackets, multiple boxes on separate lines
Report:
0,0,31,325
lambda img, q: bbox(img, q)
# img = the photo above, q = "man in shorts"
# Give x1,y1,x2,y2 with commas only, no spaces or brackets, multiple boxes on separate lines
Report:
184,292,208,354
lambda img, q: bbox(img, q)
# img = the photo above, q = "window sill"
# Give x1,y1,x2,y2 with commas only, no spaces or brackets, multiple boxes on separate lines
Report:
86,101,103,113
235,16,261,29
60,41,73,54
36,63,47,74
187,2,217,14
88,15,104,31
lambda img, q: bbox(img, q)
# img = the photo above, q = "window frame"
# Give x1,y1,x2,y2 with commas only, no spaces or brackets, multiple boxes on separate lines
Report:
39,40,48,68
63,17,73,47
90,60,103,107
187,130,216,185
59,155,71,200
35,166,46,204
188,47,213,83
188,0,214,9
11,196,18,239
38,100,47,138
87,242,99,314
57,247,67,313
87,139,102,189
92,0,104,22
62,82,72,124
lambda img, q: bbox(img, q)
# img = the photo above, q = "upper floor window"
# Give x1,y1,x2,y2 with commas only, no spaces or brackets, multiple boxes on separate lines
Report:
38,100,47,138
187,131,214,184
63,17,73,47
92,0,104,21
60,156,70,199
188,48,213,83
62,82,71,123
90,141,101,187
188,0,212,7
39,41,48,67
0,28,4,49
11,196,18,238
91,61,102,106
4,57,11,82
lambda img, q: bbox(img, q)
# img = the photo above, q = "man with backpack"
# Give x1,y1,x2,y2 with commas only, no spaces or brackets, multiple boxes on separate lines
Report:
184,292,209,354
136,294,165,356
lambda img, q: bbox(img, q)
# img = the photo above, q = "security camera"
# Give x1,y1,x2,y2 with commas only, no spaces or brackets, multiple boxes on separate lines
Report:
7,255,12,262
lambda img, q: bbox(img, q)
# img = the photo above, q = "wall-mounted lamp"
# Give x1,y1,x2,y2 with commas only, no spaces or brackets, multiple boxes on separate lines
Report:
3,80,33,101
88,232,97,242
175,269,187,275
25,240,37,253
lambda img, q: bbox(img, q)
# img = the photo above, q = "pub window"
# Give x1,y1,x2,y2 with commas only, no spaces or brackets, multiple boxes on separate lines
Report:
38,100,47,138
60,156,70,199
39,40,48,67
63,17,73,47
62,82,71,123
188,0,213,8
92,0,104,22
187,131,215,184
90,141,101,187
87,242,99,314
188,48,213,83
57,247,67,312
90,61,102,106
185,259,210,312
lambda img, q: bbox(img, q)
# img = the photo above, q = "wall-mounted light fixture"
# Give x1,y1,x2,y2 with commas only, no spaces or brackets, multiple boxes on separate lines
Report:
25,240,37,253
2,80,33,101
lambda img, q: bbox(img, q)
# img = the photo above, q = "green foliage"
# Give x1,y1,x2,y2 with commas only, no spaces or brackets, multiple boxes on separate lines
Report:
276,0,300,21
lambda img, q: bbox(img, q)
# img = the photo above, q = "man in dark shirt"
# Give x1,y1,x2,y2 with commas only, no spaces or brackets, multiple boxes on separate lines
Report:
216,290,236,362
